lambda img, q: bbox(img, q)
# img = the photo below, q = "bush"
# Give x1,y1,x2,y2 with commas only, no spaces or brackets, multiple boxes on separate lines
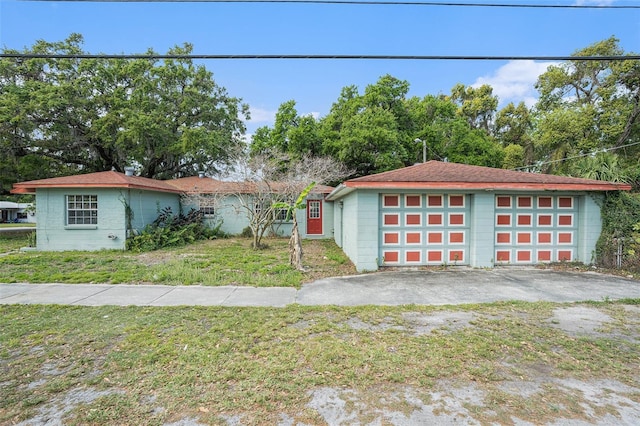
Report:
596,192,640,270
126,207,223,252
240,226,253,238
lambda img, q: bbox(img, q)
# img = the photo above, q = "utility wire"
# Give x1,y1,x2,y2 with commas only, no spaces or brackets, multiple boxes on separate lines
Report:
513,140,640,171
2,53,640,60
26,0,640,8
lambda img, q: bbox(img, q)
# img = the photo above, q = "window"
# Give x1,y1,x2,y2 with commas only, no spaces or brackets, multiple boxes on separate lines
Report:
67,195,98,225
308,201,321,219
274,207,291,222
200,207,215,216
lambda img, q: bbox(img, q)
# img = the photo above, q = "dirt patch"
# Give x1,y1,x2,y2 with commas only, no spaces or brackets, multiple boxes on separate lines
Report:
16,387,124,426
402,311,475,335
549,306,614,336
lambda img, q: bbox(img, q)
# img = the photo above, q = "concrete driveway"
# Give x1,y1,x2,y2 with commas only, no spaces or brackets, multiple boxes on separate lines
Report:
297,268,640,306
1,268,639,307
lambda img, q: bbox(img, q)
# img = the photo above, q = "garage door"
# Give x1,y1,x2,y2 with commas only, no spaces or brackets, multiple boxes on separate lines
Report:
380,193,470,266
494,195,578,264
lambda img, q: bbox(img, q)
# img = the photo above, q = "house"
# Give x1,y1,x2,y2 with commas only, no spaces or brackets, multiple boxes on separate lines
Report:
169,175,335,239
11,171,183,251
326,161,631,272
0,201,36,223
10,170,334,251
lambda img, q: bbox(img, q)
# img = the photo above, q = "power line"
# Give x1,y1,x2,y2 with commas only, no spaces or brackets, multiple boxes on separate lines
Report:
25,0,640,8
513,140,640,171
2,53,640,61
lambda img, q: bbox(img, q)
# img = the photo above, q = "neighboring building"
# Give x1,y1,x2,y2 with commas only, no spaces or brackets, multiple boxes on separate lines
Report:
326,161,631,272
0,201,36,223
10,171,334,251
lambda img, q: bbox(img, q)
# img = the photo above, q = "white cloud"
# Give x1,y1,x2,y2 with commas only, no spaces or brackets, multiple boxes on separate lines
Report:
472,60,560,108
247,106,277,123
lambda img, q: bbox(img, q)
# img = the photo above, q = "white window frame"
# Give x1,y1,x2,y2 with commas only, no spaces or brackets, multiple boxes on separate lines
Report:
66,195,98,225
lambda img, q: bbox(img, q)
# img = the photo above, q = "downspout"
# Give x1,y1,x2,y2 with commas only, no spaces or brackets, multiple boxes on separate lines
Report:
339,200,344,248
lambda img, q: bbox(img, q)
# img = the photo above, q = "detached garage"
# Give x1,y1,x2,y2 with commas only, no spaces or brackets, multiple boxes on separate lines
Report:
327,161,631,272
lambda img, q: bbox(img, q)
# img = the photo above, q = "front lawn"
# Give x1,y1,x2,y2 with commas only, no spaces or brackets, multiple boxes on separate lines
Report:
0,237,356,287
1,301,639,425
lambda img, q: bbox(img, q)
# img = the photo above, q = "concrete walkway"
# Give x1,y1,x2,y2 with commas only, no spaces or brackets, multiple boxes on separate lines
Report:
2,268,640,307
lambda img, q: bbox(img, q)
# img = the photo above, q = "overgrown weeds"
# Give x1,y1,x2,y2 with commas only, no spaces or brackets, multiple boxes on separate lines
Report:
0,238,355,287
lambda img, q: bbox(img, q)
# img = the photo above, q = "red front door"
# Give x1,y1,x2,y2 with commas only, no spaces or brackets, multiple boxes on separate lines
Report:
307,200,323,235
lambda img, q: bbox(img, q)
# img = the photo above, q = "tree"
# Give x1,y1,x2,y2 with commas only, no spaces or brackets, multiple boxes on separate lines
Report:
273,182,316,270
534,37,640,173
319,75,416,176
224,154,287,249
502,144,525,170
226,154,350,265
449,83,498,133
272,156,351,270
0,34,249,194
494,102,535,165
250,100,323,158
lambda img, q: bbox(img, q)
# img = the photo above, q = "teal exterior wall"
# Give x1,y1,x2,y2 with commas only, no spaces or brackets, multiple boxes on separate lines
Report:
299,194,334,239
184,194,333,239
125,189,181,234
469,192,496,267
336,190,379,272
35,188,180,251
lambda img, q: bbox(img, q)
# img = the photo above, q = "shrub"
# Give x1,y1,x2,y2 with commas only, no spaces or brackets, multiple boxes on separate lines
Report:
126,207,223,252
596,192,640,270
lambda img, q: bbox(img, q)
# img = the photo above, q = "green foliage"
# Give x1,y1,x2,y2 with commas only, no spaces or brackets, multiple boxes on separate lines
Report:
240,226,253,238
449,83,498,132
126,207,219,252
502,144,525,170
596,192,640,269
0,34,249,194
26,231,36,248
0,238,353,286
534,37,640,174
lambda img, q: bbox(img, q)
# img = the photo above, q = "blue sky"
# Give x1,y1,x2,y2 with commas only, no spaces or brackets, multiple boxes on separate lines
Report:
1,0,639,136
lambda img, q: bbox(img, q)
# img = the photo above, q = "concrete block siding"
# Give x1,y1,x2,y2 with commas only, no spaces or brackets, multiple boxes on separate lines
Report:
36,188,180,251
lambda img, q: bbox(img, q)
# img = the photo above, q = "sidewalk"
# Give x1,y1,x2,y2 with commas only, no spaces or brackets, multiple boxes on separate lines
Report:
2,269,640,307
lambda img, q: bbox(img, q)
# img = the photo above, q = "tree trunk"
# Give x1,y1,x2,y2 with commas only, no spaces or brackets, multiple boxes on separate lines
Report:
289,217,304,271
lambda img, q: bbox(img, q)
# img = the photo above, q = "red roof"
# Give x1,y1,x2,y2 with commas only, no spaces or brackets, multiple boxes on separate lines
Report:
11,171,335,196
166,176,224,193
328,161,631,198
11,171,183,194
168,179,333,195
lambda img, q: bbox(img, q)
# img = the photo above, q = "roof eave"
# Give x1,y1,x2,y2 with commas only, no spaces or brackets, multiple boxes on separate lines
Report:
326,184,356,201
10,182,184,194
343,181,632,192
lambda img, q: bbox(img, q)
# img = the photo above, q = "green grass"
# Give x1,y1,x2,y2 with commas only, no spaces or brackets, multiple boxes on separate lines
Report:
0,237,356,287
0,223,35,228
1,301,638,425
0,232,32,253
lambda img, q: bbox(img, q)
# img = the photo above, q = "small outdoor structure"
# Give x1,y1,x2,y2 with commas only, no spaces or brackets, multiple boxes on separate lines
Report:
326,161,631,272
11,171,334,251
